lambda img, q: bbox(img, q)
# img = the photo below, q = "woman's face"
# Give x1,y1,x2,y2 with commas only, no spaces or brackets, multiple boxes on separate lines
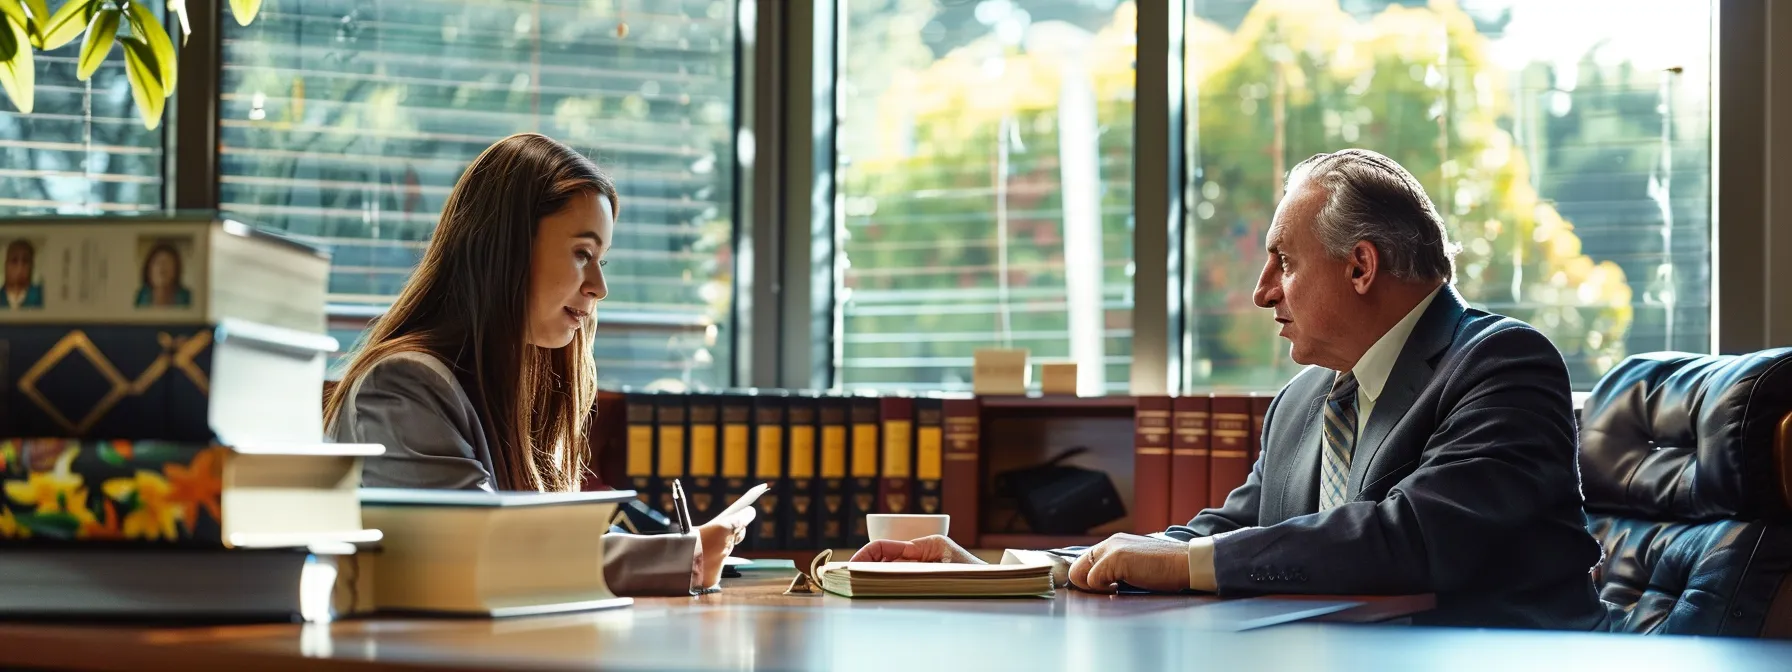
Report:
4,244,30,289
149,250,179,289
526,192,613,349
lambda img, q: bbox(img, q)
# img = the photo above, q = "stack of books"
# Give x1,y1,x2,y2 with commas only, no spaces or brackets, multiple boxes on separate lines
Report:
0,216,383,623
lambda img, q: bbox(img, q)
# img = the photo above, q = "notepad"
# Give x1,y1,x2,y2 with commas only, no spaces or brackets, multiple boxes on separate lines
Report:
807,551,1055,599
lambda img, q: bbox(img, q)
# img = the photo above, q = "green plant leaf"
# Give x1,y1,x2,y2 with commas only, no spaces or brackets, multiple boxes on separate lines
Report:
98,441,126,467
227,0,256,26
0,13,31,113
124,0,172,96
75,4,117,81
23,0,49,48
39,0,92,50
119,35,162,129
18,512,80,539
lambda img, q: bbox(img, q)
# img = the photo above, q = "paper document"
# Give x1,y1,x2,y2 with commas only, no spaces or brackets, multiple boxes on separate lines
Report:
711,483,770,524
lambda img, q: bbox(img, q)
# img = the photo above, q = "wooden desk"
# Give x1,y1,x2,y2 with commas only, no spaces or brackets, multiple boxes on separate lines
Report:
0,573,1443,671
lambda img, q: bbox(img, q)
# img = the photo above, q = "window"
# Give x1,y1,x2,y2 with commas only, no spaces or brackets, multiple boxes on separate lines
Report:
219,0,739,390
837,0,1137,394
1185,0,1713,389
0,11,165,215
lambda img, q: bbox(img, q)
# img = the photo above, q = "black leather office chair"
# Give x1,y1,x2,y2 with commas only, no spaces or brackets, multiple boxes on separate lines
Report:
1580,348,1792,636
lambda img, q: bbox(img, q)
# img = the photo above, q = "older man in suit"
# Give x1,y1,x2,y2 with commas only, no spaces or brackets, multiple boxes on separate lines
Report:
855,149,1606,630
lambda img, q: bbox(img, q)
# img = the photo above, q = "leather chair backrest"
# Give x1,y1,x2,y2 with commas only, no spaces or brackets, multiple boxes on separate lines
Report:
1580,349,1792,636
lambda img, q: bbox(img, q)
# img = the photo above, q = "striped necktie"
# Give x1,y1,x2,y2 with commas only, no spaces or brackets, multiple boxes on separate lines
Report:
1319,372,1360,512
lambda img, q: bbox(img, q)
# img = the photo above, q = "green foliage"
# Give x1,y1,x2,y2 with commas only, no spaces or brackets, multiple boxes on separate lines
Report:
1187,0,1632,385
0,0,251,129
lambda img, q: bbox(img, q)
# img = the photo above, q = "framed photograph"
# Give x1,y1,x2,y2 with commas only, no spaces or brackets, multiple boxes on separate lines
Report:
1,237,48,311
134,236,198,310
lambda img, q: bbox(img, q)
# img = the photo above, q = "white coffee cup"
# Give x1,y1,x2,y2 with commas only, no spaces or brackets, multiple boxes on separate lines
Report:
866,514,950,542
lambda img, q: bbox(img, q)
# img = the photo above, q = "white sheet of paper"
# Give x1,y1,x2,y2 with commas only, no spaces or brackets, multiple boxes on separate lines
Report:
710,482,769,525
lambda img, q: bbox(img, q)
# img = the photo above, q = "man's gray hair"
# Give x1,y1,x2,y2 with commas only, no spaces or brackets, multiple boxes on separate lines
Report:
1286,149,1459,283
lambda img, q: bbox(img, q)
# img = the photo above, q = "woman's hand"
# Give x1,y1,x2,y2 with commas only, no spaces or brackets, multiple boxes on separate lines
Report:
848,534,982,564
691,507,755,590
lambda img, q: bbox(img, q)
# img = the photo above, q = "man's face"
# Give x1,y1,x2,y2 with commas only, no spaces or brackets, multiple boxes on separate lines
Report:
4,244,31,289
1252,181,1363,371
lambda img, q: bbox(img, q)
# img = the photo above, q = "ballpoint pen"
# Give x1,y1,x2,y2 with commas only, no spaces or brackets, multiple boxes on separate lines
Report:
671,479,695,534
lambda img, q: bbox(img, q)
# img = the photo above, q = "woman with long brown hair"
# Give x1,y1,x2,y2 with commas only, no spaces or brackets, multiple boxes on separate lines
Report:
326,133,750,595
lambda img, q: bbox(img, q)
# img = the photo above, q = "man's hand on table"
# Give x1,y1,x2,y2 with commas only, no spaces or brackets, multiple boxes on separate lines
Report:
1068,533,1196,593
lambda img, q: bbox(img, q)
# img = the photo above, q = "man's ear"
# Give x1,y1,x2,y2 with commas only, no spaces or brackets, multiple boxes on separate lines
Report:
1349,240,1378,294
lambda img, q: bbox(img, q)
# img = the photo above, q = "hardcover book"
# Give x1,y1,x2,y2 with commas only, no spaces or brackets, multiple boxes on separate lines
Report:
0,438,381,548
0,320,337,443
0,216,329,333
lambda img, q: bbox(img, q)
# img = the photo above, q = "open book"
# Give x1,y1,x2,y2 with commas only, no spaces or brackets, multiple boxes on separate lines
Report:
807,550,1055,599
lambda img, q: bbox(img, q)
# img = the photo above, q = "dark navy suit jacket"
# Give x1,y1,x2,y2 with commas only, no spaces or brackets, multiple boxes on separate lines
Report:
1167,285,1606,630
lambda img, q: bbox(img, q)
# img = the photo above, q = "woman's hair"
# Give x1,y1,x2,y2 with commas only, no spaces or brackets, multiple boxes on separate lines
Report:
142,243,181,288
325,133,620,492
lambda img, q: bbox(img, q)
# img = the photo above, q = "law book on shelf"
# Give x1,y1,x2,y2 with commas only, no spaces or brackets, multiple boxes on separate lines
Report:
359,488,637,617
0,438,382,548
941,397,981,547
0,543,373,622
1132,396,1173,534
878,396,915,515
0,216,328,333
685,394,722,523
750,391,787,551
817,395,850,548
1169,396,1212,525
784,392,820,550
2,319,338,443
913,397,945,516
720,393,754,513
654,395,688,521
623,391,657,509
1209,395,1254,508
845,395,882,547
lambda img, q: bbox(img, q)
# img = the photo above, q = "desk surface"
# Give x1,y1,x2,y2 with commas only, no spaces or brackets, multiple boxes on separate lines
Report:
6,574,1781,672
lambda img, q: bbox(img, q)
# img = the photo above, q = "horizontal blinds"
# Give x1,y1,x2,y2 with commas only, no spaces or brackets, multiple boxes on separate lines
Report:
219,0,737,389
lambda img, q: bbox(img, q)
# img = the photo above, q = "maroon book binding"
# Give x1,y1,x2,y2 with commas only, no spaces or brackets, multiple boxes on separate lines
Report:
1169,396,1211,525
1208,395,1253,509
941,398,981,547
1132,396,1173,534
877,397,915,514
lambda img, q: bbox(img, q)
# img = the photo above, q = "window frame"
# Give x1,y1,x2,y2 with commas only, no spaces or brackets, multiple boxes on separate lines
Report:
161,0,1768,392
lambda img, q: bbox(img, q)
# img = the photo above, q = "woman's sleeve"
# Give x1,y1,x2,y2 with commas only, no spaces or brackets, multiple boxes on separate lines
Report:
602,532,698,596
346,358,495,492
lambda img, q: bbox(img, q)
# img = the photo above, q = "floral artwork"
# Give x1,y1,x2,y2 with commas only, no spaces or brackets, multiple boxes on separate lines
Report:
0,439,228,544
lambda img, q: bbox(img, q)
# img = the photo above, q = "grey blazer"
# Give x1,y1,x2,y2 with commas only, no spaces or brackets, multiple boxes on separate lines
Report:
1169,285,1606,630
330,351,696,596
